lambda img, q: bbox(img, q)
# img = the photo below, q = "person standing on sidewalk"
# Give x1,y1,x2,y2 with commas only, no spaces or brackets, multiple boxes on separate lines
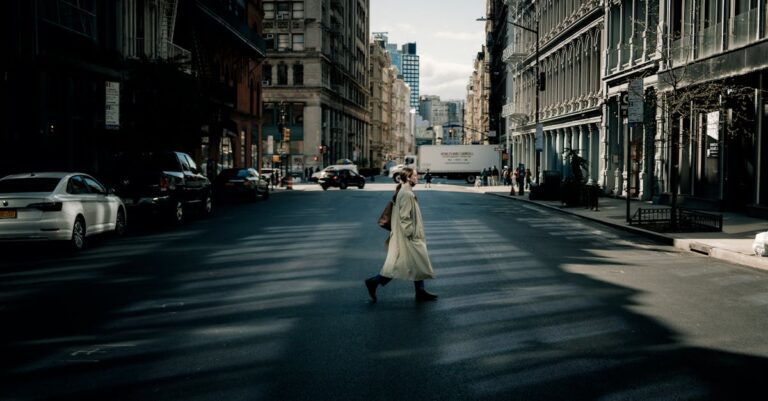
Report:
424,169,433,188
365,167,437,302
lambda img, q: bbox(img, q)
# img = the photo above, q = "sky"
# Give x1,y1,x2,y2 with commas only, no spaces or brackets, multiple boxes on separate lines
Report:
370,0,487,101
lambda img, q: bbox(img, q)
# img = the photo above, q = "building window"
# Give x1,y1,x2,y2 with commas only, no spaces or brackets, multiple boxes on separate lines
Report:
292,2,304,19
262,64,272,84
293,64,304,86
278,34,290,50
277,64,288,85
292,34,304,51
277,2,290,19
291,103,304,125
263,2,274,19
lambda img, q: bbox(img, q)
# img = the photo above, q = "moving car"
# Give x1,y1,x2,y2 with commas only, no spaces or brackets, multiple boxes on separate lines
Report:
311,164,358,182
318,169,366,190
112,151,212,223
0,172,127,250
213,168,269,201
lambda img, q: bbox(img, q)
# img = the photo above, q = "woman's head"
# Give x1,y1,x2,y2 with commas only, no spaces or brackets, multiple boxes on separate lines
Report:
398,167,418,186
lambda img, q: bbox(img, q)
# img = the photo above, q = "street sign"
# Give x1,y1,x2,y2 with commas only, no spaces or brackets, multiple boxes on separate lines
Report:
105,81,120,129
628,78,644,123
535,124,543,151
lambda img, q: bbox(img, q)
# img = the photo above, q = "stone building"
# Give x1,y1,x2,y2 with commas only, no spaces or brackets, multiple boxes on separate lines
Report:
261,0,370,172
504,0,603,183
465,46,491,144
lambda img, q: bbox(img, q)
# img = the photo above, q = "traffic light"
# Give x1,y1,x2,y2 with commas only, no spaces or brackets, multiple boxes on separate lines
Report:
282,128,291,142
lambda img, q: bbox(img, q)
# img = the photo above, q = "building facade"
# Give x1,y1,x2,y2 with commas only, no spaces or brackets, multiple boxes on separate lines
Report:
465,46,491,144
505,0,603,183
503,0,768,215
1,0,266,178
261,0,370,172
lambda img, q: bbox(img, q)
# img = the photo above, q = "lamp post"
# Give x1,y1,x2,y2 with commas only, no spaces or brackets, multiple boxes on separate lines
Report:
477,1,541,184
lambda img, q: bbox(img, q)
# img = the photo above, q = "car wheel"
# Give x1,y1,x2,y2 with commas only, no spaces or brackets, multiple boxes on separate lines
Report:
358,182,365,189
70,216,86,251
340,182,348,190
322,184,329,191
393,176,400,183
261,187,270,200
114,208,127,236
466,175,477,184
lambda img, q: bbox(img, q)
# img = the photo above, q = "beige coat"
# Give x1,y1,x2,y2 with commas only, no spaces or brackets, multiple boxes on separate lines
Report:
379,184,435,280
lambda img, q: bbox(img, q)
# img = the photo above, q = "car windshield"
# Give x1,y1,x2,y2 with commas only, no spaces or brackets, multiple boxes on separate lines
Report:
118,153,179,173
220,169,249,178
0,177,61,193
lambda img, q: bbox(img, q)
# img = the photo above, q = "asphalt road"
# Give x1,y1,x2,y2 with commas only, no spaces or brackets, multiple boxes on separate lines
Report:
2,182,768,401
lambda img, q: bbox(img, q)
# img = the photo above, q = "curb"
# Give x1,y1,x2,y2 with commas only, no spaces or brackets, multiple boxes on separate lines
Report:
487,192,768,272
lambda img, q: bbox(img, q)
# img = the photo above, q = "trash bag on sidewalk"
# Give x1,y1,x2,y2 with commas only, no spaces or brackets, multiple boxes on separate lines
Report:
753,232,768,256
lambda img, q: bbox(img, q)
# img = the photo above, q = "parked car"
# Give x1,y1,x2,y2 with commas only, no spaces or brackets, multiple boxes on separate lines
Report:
213,168,269,201
0,172,127,250
318,169,366,190
112,151,212,223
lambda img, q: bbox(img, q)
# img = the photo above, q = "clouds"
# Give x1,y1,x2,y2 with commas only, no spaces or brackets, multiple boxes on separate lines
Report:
370,0,487,100
434,31,485,41
419,55,473,100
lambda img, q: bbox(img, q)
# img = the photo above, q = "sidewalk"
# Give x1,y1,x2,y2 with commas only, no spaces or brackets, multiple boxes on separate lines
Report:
484,186,768,272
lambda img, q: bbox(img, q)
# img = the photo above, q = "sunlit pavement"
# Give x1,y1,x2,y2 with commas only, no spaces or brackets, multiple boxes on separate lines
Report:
2,186,768,400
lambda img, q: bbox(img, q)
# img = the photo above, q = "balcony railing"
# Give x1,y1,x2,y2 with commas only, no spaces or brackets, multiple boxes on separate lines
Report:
502,41,528,64
729,7,758,48
41,0,97,40
196,0,266,57
698,23,723,59
670,35,693,67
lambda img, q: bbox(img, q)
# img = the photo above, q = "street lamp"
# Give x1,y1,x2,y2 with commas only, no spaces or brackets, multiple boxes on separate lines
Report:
477,2,542,184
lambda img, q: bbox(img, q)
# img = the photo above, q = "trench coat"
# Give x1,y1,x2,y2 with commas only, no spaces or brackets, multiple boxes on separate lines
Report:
379,184,436,281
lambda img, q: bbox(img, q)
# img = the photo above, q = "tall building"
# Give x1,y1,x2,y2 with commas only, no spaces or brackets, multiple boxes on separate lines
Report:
261,0,370,171
400,43,420,112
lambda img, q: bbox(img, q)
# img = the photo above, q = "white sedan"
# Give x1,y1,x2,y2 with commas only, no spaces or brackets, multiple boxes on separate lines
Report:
0,172,127,250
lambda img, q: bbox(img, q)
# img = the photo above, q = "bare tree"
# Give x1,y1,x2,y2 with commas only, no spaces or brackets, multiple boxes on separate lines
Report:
629,2,759,228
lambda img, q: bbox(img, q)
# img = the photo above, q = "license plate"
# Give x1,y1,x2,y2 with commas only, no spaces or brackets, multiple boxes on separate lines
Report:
0,209,17,219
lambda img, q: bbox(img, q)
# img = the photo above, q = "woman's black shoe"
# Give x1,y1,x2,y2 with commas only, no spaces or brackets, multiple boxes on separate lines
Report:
415,289,438,301
365,279,378,302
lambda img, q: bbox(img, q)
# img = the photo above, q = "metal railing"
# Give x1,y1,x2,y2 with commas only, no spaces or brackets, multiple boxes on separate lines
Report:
631,207,722,232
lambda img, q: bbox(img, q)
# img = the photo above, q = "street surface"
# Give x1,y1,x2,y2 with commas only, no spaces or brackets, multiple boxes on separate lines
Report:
2,182,768,400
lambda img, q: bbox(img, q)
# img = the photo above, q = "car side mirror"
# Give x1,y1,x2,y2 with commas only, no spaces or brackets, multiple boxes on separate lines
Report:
108,188,116,195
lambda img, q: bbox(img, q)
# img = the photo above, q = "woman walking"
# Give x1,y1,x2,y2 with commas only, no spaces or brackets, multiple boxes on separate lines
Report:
365,167,437,302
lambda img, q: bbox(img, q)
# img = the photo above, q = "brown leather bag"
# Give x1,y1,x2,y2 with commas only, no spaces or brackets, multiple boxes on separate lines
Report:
377,190,399,231
378,200,394,231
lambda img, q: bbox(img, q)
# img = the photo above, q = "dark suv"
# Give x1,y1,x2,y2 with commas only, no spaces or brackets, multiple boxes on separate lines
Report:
318,169,366,190
112,151,212,223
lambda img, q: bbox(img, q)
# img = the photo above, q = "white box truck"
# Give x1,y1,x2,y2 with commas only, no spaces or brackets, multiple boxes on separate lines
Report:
390,145,502,184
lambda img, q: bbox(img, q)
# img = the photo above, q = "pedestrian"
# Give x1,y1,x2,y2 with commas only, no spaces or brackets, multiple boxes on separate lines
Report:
516,166,525,195
525,168,532,190
492,165,499,186
424,169,433,188
365,167,437,303
481,168,488,186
